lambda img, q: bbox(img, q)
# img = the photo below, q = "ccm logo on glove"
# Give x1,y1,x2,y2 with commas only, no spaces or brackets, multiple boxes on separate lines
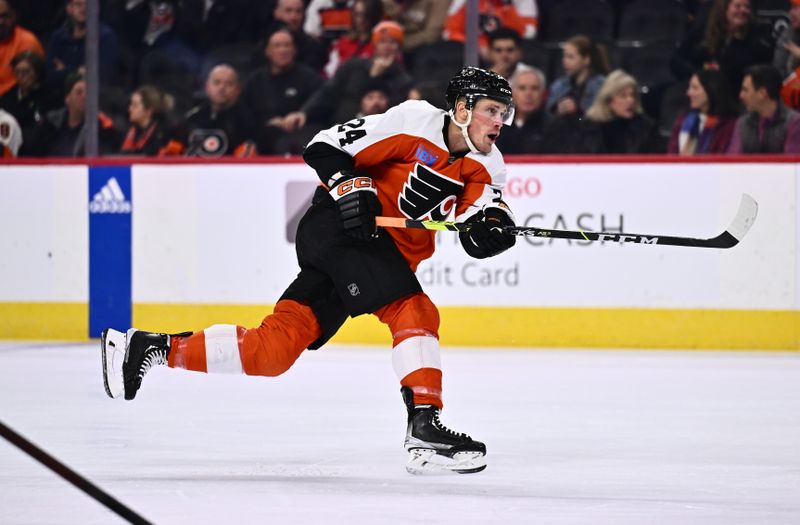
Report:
332,177,375,200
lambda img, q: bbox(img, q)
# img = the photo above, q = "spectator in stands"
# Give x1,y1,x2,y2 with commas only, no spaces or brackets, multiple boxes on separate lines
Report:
183,64,257,157
120,85,183,156
444,0,538,61
282,20,412,130
685,0,715,29
355,79,389,117
546,35,608,118
486,27,532,81
45,0,121,93
774,0,800,111
0,0,44,96
668,69,738,155
324,0,383,78
405,81,447,109
101,0,160,58
0,51,58,155
495,67,550,154
100,0,142,46
38,73,119,156
100,1,202,110
304,0,353,41
579,70,661,154
773,0,800,79
728,64,800,154
177,0,257,53
382,0,449,53
671,0,772,94
0,105,22,156
136,1,201,85
264,0,328,72
244,27,323,153
13,0,62,47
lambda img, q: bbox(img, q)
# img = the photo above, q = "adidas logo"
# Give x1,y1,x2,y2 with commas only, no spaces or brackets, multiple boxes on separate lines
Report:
89,177,131,214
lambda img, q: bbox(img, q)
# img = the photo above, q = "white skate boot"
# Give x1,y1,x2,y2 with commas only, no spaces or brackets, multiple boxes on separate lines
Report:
101,328,189,400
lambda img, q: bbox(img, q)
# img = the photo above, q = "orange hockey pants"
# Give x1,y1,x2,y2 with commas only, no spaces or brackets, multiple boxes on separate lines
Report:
168,292,443,407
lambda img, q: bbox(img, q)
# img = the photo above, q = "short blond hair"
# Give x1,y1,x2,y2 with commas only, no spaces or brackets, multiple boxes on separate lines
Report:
585,69,642,122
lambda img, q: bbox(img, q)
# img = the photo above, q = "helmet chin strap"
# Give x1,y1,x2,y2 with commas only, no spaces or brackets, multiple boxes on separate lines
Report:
449,108,481,154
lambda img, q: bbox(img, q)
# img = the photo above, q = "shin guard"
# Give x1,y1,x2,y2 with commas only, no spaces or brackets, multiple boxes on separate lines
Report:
375,293,443,408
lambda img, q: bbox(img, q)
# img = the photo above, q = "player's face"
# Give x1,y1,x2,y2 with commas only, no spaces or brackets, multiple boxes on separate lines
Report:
791,5,800,28
467,98,507,153
687,74,709,113
608,86,637,119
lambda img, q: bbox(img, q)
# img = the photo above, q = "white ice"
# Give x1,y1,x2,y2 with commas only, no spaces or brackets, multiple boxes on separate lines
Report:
1,342,799,525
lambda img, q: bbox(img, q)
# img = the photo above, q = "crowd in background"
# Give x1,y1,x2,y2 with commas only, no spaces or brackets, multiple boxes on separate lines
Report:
1,0,799,158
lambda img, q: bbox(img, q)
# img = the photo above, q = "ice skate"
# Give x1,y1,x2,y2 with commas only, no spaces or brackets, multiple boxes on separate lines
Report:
401,387,486,475
102,328,188,400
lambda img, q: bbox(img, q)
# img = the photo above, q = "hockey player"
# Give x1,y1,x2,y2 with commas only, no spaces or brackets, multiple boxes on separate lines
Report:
102,66,517,475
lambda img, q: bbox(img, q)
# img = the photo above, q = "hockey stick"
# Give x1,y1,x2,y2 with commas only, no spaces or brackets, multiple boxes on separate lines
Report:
376,194,758,249
0,419,153,525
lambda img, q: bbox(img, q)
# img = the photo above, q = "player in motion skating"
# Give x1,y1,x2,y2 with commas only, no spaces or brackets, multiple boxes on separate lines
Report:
102,67,517,474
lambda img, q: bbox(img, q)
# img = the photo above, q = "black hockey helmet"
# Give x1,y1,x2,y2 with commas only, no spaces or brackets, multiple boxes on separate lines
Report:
445,66,513,113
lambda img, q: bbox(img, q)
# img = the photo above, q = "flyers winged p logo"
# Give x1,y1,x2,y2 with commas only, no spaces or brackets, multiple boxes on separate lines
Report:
398,163,463,220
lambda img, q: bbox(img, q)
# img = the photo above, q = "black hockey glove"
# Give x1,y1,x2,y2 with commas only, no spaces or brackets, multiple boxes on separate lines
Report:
328,170,382,242
459,205,516,259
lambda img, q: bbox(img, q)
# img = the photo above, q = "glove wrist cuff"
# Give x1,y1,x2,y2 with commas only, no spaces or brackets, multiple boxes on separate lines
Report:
482,203,515,225
326,170,351,188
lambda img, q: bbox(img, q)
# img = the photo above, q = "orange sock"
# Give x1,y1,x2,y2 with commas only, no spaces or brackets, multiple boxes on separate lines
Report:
169,300,322,377
374,293,443,408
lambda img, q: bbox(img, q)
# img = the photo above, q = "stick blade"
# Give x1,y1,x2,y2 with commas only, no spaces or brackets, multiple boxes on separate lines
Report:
728,193,758,242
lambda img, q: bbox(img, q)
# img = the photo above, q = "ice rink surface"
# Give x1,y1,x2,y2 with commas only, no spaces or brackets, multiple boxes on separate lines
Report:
0,341,798,525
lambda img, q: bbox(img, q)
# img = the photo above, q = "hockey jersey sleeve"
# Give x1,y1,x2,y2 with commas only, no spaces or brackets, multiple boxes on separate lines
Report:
308,103,417,156
305,101,440,180
450,141,511,223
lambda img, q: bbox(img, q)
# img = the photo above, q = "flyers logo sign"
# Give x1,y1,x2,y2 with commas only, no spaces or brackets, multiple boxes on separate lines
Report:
187,129,229,157
398,163,463,220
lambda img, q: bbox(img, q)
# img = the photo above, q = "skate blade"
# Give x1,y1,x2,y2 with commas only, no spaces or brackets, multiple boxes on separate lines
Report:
405,448,486,475
101,328,126,399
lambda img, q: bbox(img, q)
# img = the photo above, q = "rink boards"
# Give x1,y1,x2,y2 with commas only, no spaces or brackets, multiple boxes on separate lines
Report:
0,158,797,349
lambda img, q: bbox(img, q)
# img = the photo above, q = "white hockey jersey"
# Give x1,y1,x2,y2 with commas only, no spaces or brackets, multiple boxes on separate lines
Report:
308,100,508,270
